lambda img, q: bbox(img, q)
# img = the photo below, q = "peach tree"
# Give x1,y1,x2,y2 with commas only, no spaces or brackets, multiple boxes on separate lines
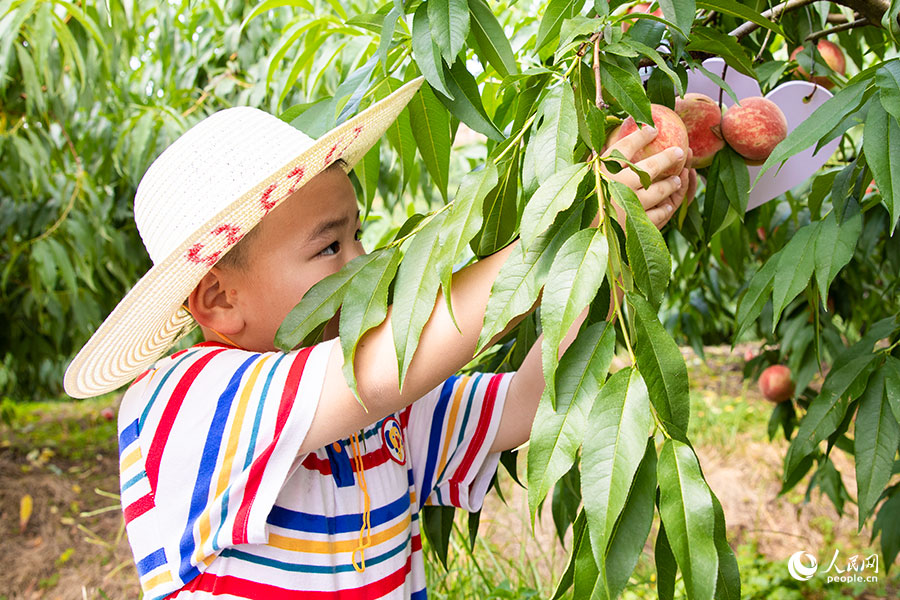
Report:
4,0,899,597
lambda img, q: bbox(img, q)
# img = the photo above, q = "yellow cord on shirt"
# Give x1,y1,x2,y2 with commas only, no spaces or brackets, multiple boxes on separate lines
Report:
350,431,372,573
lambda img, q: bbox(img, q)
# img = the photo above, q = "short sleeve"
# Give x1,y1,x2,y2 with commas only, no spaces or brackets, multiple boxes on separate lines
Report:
404,372,512,512
116,339,336,597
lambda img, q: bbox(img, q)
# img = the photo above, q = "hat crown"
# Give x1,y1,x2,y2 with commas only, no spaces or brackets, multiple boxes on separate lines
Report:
134,107,314,264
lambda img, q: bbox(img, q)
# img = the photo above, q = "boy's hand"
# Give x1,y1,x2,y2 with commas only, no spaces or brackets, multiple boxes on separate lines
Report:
599,126,696,230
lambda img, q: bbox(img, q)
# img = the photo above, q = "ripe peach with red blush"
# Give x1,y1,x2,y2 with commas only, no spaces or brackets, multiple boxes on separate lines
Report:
605,104,690,180
674,93,725,169
791,40,846,89
721,97,788,164
759,365,794,403
623,3,663,31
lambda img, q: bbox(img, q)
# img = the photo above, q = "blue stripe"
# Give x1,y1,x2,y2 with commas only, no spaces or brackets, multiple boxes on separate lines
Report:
243,353,288,470
419,375,457,508
139,350,200,429
220,532,411,574
411,588,428,600
136,547,167,576
433,374,485,492
178,354,257,580
118,418,139,453
267,491,410,534
120,470,146,493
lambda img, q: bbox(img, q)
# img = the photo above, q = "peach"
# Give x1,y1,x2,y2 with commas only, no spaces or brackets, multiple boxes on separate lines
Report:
721,97,788,164
790,40,846,89
606,104,689,179
674,93,725,169
759,365,794,403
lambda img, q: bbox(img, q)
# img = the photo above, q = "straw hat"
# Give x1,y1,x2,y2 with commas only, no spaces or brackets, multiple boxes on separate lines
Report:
64,77,424,399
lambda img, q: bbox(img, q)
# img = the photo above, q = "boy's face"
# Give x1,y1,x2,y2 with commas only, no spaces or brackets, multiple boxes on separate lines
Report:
218,167,364,351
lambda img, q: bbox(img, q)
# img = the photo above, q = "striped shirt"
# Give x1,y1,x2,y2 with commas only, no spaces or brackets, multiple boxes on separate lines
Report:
117,340,511,599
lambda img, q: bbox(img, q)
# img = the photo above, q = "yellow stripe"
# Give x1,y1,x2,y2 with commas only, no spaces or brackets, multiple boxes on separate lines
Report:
142,570,173,589
120,446,142,471
268,514,411,554
436,375,468,478
194,355,271,562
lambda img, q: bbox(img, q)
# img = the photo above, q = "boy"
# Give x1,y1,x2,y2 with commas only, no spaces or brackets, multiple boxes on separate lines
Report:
65,78,692,598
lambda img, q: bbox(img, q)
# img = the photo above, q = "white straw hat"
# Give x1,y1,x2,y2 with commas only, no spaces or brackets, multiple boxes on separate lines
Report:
64,77,424,398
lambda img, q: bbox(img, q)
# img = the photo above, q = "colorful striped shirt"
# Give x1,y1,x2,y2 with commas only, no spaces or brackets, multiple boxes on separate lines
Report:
117,340,512,599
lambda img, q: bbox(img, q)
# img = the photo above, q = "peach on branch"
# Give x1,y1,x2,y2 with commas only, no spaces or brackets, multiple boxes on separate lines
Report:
791,40,846,89
674,93,725,169
605,104,689,179
623,3,663,31
758,364,795,403
721,97,788,164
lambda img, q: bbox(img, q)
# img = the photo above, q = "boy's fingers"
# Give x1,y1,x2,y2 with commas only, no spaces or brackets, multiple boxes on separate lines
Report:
604,125,658,162
632,146,686,185
646,198,676,228
636,174,683,209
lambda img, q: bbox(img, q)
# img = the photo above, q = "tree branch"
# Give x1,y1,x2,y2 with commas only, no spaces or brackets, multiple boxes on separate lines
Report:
806,17,870,41
730,0,891,39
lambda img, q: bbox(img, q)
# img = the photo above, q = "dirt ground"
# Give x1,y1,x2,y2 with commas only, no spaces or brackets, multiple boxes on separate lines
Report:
0,345,896,599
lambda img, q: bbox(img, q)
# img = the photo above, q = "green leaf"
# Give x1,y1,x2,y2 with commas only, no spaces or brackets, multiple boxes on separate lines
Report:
437,164,499,320
474,154,519,256
377,7,402,76
630,294,690,442
477,208,581,354
655,523,678,600
872,490,900,575
377,80,417,190
275,252,383,350
552,510,587,600
527,321,615,524
855,368,900,527
885,357,900,425
520,163,590,248
863,101,900,234
582,368,652,572
875,60,900,121
392,212,447,391
599,57,653,124
695,0,782,35
540,228,609,406
527,85,579,187
339,248,402,401
657,0,695,36
658,440,719,600
240,0,314,31
408,84,452,202
428,0,470,64
434,59,503,141
756,80,869,181
535,0,583,53
420,505,455,569
711,491,741,600
468,0,517,77
814,201,862,302
784,331,888,480
771,222,819,331
354,139,381,218
734,250,779,340
686,26,755,78
709,145,750,220
412,3,452,98
602,437,657,600
611,181,671,310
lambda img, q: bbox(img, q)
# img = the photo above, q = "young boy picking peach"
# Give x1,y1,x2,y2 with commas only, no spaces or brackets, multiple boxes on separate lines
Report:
64,78,693,598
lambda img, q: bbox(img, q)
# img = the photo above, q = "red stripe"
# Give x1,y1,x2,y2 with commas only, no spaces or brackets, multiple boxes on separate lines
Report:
232,347,312,543
194,341,239,349
145,349,227,490
129,369,153,389
123,493,154,523
171,555,411,599
411,533,422,552
449,374,503,506
399,406,411,430
301,445,389,475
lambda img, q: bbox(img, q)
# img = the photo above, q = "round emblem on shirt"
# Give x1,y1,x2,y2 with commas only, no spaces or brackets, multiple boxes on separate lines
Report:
381,417,405,465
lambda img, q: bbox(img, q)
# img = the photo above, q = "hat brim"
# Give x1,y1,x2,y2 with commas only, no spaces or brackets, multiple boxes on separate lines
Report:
64,77,424,398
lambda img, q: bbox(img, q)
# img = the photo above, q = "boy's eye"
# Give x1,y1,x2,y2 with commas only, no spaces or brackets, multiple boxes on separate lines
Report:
321,241,340,256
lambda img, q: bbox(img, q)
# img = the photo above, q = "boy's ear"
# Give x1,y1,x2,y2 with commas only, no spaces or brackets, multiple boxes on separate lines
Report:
187,267,244,335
